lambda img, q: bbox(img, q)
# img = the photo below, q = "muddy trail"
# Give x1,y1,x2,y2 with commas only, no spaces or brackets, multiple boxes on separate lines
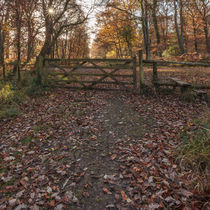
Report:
0,89,207,210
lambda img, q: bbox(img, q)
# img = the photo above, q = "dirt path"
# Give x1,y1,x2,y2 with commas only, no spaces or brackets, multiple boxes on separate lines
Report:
67,93,154,210
0,89,206,209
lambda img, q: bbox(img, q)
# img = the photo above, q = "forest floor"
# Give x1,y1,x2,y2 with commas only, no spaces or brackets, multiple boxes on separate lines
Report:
0,89,209,210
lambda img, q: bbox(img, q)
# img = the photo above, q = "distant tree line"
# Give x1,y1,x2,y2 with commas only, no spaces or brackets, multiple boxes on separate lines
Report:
92,0,210,59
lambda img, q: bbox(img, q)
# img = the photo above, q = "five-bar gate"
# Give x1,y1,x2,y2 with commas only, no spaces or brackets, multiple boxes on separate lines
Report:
42,57,137,92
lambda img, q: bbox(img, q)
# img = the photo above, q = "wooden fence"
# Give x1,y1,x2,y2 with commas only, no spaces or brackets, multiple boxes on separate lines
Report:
38,57,137,91
138,50,210,92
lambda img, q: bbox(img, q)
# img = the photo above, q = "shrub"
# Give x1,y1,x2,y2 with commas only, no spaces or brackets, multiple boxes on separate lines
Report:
0,82,27,105
0,105,20,120
162,45,180,57
25,78,47,96
0,83,14,104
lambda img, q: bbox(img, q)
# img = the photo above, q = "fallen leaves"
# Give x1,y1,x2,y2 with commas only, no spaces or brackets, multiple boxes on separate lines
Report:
120,191,128,201
110,153,117,160
103,188,112,195
0,89,207,209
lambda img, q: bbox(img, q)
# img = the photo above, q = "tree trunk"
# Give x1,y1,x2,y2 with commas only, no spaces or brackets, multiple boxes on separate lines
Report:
192,18,198,52
39,34,52,57
204,22,210,54
27,24,32,62
5,36,9,59
0,26,6,80
152,0,161,55
179,0,185,52
26,20,35,63
174,0,184,55
16,10,21,81
140,0,150,60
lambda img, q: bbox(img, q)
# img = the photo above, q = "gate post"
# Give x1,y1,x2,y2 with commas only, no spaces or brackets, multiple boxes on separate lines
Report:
152,62,158,83
133,55,137,91
138,50,144,93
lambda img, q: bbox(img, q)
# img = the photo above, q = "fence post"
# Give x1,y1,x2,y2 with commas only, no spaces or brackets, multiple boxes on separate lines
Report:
152,62,159,91
133,55,137,91
138,50,144,93
152,62,158,83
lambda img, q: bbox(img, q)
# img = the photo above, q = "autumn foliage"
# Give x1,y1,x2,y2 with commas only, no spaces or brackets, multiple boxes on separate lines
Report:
92,0,210,60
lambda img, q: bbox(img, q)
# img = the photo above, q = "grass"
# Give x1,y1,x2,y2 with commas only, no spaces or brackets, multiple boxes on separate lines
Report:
0,71,49,121
33,125,44,133
0,105,20,120
176,109,210,192
22,136,33,144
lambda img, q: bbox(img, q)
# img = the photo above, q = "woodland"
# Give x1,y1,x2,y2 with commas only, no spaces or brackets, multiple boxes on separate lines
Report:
0,0,210,209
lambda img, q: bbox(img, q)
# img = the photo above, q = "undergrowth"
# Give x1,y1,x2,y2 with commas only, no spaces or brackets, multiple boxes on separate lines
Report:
0,72,48,120
176,109,210,193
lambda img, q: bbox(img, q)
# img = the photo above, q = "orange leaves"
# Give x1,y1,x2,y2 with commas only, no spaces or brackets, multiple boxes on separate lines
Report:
103,187,112,195
49,200,55,207
120,191,128,201
137,177,144,183
110,153,117,160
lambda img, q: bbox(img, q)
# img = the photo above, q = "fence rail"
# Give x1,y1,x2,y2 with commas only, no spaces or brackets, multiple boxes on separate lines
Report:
142,60,210,67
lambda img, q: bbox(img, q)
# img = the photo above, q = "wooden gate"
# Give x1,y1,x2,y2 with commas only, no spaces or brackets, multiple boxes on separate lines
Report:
43,57,137,91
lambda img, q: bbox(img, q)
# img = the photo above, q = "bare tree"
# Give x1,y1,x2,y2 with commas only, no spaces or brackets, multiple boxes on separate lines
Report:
39,0,89,58
0,0,9,80
193,0,210,54
23,0,40,62
174,0,185,55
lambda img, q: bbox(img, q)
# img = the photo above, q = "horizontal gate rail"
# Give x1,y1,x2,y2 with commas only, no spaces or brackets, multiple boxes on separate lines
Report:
51,80,133,85
49,72,133,77
46,58,133,62
49,65,132,70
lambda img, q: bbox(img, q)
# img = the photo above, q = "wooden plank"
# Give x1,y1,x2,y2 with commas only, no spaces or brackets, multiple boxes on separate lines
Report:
86,68,122,88
69,61,87,72
46,58,133,62
48,65,133,70
86,61,129,90
49,72,133,78
142,59,210,67
50,63,87,88
169,77,191,86
51,80,133,85
50,86,130,92
153,81,176,87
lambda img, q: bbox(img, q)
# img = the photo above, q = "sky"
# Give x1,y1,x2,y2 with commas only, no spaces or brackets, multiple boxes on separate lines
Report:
78,0,107,48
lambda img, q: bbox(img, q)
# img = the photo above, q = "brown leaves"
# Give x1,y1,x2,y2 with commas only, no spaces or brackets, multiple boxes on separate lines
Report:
0,89,205,209
120,191,128,201
110,154,117,160
103,188,112,195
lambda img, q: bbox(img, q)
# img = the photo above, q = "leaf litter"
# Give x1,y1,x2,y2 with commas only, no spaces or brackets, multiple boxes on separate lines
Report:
0,89,208,209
